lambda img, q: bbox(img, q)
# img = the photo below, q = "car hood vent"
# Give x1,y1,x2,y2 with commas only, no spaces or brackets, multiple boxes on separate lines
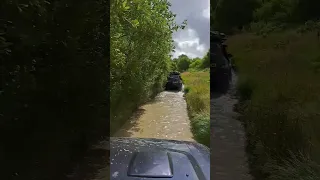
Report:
128,151,173,178
110,138,210,180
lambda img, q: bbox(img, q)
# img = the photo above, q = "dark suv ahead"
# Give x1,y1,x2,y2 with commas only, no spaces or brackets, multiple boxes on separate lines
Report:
165,71,183,91
210,32,232,93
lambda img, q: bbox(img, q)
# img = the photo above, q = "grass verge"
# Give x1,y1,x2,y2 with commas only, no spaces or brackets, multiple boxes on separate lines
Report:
181,71,210,146
227,30,320,179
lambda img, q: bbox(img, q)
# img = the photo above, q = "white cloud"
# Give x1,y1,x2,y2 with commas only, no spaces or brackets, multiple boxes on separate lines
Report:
172,28,206,59
202,7,210,19
172,50,198,59
169,0,210,59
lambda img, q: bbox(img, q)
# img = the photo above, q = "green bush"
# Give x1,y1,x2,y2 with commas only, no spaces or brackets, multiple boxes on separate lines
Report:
250,21,286,36
110,0,185,134
184,86,190,94
228,31,320,179
264,152,320,180
237,77,255,101
181,71,210,146
297,20,320,34
212,0,320,34
190,113,210,146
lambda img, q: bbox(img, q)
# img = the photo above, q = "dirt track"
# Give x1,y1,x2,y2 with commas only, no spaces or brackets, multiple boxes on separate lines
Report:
210,73,252,180
113,89,193,141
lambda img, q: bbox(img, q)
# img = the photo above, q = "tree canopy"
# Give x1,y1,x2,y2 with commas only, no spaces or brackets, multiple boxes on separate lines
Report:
212,0,320,33
171,51,210,72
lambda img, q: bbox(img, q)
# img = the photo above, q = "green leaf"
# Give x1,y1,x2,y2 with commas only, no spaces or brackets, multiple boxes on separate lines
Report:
132,19,139,27
122,0,130,10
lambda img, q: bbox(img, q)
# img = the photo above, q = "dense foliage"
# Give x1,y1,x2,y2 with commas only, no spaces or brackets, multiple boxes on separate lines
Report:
212,0,320,33
110,0,185,134
171,51,210,72
0,0,108,179
229,30,320,180
214,0,320,179
182,71,210,146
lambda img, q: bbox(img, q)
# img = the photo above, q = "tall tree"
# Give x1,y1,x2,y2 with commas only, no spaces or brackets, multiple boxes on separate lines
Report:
176,54,191,72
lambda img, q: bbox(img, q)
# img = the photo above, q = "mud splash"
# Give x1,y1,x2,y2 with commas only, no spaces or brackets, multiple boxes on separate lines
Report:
113,88,194,142
211,72,252,180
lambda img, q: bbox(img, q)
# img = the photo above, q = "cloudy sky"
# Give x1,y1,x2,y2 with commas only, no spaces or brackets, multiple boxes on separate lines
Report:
169,0,210,59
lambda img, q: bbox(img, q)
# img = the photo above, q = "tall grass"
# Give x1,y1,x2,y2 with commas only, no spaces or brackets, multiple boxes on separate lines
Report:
228,30,320,179
181,71,210,146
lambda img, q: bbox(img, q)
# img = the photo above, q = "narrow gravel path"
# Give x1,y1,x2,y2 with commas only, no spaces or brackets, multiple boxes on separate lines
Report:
210,73,252,180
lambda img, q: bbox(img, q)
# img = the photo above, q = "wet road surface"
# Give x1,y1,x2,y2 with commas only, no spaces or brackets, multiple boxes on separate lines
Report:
65,88,193,180
113,88,194,141
211,72,252,180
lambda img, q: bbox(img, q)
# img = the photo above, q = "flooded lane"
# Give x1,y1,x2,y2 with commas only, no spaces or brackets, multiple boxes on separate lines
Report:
65,88,193,180
113,88,194,141
211,72,252,180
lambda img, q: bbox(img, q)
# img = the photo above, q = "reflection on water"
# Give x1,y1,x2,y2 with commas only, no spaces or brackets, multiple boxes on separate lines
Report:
211,72,252,180
113,87,194,142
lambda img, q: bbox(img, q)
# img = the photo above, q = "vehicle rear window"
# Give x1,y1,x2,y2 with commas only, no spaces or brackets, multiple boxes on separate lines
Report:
170,75,180,79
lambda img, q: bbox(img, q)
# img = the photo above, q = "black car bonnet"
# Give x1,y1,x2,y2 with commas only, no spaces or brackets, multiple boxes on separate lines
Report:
110,137,210,180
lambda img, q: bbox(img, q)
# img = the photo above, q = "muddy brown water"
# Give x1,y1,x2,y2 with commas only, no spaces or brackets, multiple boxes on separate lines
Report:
211,72,252,180
65,87,193,180
113,87,194,141
66,73,252,180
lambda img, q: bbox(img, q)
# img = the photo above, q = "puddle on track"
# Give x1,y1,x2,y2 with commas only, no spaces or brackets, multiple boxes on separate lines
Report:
211,72,252,180
65,88,194,180
113,87,194,142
